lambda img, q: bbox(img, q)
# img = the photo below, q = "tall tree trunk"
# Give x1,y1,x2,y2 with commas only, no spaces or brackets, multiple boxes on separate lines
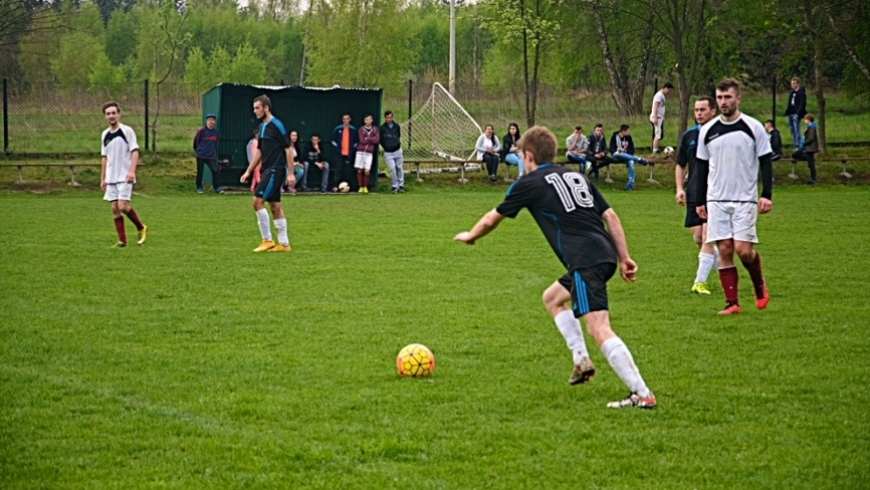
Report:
825,8,870,83
630,18,654,115
592,0,632,115
529,35,540,126
521,2,532,127
805,0,826,152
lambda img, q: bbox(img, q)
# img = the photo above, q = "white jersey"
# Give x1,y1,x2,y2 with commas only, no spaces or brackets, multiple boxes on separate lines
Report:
650,90,666,121
696,113,771,204
101,123,139,184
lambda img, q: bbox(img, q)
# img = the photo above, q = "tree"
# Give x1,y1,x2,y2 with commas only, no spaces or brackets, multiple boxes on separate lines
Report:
88,50,125,93
183,45,209,95
227,41,266,84
207,44,231,83
51,31,102,89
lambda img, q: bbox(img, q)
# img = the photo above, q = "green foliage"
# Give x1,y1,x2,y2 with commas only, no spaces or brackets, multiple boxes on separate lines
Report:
51,32,103,89
105,9,139,65
88,51,126,93
227,41,267,84
183,46,211,95
207,45,232,83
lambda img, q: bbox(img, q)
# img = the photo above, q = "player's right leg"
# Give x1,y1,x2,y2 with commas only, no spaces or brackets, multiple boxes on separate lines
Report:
706,203,741,314
543,279,593,385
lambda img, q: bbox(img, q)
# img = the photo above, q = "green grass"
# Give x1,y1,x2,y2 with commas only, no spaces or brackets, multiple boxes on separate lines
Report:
1,181,869,488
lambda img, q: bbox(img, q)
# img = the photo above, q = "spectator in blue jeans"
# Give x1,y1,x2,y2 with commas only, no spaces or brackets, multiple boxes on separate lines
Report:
791,113,818,185
302,134,331,193
565,126,588,171
501,123,523,178
586,124,612,181
609,124,648,191
785,77,807,150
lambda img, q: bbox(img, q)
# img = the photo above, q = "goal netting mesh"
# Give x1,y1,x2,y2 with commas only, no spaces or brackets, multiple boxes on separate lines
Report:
400,83,483,165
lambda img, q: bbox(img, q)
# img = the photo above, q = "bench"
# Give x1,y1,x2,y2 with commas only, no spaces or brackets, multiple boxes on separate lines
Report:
0,163,102,186
780,156,868,180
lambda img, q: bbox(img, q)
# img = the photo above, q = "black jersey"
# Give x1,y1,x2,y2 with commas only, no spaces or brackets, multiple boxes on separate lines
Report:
496,164,617,269
676,124,701,203
257,117,290,173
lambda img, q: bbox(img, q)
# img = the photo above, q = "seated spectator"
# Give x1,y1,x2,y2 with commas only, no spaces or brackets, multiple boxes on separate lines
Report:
585,124,612,181
791,113,818,185
302,133,331,193
609,124,648,191
247,128,260,193
565,125,588,171
476,125,501,183
764,120,783,161
500,123,523,178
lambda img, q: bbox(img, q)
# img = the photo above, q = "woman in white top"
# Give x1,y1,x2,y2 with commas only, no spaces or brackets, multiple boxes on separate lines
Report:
475,125,502,183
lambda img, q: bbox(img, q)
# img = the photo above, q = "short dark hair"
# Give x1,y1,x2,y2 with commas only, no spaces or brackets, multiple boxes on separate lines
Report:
764,119,775,127
696,96,716,110
805,113,815,122
663,82,674,89
575,125,582,131
595,123,603,129
102,101,120,114
253,95,271,110
619,124,630,132
364,114,373,120
384,110,393,117
311,133,321,139
716,78,741,95
517,126,557,165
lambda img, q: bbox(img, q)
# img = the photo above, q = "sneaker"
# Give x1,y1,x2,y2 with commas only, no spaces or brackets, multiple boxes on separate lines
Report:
607,392,656,409
253,239,275,253
399,186,405,193
806,180,816,186
302,187,311,193
392,188,399,194
136,225,148,246
623,184,634,191
637,158,649,166
362,187,369,194
358,187,365,194
111,241,127,248
569,357,596,385
268,244,292,252
321,187,328,194
215,187,224,194
755,284,769,310
691,282,711,295
718,302,741,315
197,187,204,194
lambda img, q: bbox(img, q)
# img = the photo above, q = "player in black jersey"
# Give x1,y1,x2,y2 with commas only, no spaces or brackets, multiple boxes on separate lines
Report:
454,126,656,409
241,95,295,253
675,96,718,295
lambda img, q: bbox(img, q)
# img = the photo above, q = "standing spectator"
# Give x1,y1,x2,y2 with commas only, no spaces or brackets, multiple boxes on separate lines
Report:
791,113,818,185
284,130,302,194
586,124,612,181
247,128,260,193
100,101,147,248
379,110,405,194
193,114,222,194
609,124,649,191
332,113,358,189
476,125,502,183
302,133,331,193
649,82,673,154
501,123,523,179
764,120,783,161
785,77,807,150
355,114,380,194
565,126,588,171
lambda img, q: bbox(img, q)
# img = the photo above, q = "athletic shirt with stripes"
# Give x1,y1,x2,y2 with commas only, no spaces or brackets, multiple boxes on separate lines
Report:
696,113,771,204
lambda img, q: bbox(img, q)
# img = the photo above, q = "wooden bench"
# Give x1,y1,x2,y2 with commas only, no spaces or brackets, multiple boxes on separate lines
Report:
781,156,868,180
0,163,102,186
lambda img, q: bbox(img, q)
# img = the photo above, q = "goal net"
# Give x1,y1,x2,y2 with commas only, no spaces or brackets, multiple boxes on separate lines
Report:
400,83,483,166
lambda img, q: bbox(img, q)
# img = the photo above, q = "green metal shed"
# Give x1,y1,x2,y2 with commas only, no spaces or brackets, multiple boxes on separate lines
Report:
201,83,383,189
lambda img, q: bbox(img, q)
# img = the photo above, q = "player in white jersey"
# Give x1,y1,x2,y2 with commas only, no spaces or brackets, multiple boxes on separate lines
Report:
695,79,772,315
100,102,147,248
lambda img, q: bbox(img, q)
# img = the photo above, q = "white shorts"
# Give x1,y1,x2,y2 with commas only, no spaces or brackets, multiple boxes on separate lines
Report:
103,182,133,202
706,201,758,244
354,152,373,170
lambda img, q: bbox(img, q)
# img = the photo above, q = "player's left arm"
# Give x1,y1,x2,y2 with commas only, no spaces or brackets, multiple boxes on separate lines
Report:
126,128,140,183
601,209,637,282
454,209,505,245
759,153,773,214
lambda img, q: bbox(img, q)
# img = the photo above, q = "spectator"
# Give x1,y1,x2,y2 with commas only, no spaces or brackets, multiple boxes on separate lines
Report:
332,113,358,189
565,126,588,171
247,128,260,193
302,133,331,194
585,124,612,181
501,123,523,178
356,114,380,194
476,125,501,183
650,82,673,154
791,113,818,185
785,77,807,150
379,110,405,194
284,130,302,194
193,114,222,194
764,120,783,161
609,124,649,191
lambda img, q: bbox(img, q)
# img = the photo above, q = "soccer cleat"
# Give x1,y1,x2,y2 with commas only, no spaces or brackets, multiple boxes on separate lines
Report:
268,244,292,252
253,239,275,252
111,241,127,248
136,225,148,245
718,303,741,315
691,282,711,295
606,392,656,409
358,187,365,193
755,284,769,310
569,357,596,385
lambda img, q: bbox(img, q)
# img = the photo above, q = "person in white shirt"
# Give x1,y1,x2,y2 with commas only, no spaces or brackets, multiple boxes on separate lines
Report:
100,101,147,248
475,125,502,183
649,82,673,154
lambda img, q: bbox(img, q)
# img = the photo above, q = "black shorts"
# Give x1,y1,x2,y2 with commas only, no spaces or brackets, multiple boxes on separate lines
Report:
255,168,286,202
558,262,616,318
684,202,706,228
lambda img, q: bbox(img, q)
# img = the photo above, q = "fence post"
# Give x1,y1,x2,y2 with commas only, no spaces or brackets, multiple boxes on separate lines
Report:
771,75,776,123
3,78,8,154
144,79,149,152
407,79,412,151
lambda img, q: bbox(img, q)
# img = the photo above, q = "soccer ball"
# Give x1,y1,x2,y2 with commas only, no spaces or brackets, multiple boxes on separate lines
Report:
396,343,435,378
338,182,350,193
663,146,675,156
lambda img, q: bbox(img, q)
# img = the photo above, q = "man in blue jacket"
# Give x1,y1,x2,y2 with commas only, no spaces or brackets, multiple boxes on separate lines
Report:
609,124,648,191
193,114,222,193
785,77,807,150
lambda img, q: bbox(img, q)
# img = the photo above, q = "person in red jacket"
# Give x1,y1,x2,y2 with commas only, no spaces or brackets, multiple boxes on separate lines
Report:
355,114,380,193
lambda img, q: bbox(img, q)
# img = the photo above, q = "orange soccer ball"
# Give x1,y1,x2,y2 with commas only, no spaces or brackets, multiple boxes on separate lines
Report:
396,344,435,378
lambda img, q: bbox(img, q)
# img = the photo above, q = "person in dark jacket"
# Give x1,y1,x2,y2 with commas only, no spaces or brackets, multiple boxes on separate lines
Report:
193,114,222,193
332,114,358,189
785,77,807,150
302,133,330,193
501,123,523,179
791,113,819,185
585,124,612,181
379,110,405,193
764,120,783,161
608,124,648,191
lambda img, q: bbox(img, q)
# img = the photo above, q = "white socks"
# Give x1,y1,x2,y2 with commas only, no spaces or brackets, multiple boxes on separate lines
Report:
554,310,589,364
274,218,289,247
256,209,271,241
696,252,716,284
600,337,651,397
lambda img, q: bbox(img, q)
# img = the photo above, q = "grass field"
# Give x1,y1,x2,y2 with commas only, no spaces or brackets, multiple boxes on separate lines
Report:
2,183,870,488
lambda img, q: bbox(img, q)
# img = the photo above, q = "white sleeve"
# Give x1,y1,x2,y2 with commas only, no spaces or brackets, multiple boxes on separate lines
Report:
696,126,709,161
753,121,772,157
126,126,140,152
474,135,487,153
100,130,107,156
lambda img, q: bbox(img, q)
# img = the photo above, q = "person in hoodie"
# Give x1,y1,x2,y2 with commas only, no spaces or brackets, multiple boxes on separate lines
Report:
609,124,649,191
764,120,783,161
785,77,807,150
379,110,405,194
791,113,819,185
356,114,380,194
193,114,222,194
